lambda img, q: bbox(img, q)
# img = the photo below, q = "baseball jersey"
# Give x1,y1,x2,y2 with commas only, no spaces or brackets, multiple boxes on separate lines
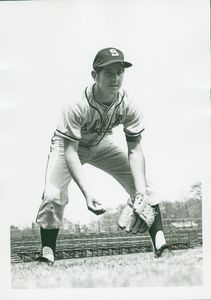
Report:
55,84,145,146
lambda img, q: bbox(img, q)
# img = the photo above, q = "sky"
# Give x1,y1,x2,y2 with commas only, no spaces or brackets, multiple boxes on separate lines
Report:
0,0,210,227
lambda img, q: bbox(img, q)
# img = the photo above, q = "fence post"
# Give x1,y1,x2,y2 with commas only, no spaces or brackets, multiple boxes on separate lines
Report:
167,219,170,232
95,235,98,255
78,221,80,235
188,232,191,248
98,221,100,234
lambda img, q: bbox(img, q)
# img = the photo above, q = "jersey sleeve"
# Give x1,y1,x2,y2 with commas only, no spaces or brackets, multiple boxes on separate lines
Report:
56,103,83,142
123,98,145,139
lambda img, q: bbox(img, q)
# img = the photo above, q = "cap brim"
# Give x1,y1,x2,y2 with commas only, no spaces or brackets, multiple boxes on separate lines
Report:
123,61,133,68
95,59,132,68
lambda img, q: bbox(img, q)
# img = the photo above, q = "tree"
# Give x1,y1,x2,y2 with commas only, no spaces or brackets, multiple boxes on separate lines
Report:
190,182,202,201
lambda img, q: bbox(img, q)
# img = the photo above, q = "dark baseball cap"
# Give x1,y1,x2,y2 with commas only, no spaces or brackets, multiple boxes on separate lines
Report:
93,47,132,70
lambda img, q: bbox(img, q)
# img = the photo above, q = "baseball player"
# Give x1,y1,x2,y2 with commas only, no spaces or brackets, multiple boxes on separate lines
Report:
36,47,173,265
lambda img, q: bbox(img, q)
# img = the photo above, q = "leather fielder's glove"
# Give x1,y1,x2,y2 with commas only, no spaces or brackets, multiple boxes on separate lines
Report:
118,193,155,234
133,193,155,228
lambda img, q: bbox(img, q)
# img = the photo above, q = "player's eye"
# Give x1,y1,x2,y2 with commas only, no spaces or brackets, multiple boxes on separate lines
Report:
103,69,123,77
104,71,113,76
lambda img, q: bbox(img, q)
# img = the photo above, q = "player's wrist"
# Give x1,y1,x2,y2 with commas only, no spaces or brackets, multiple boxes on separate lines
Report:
129,191,146,206
132,191,146,198
83,190,93,200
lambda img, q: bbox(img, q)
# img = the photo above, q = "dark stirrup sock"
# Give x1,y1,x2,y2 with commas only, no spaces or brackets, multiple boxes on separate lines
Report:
148,204,164,251
40,227,59,255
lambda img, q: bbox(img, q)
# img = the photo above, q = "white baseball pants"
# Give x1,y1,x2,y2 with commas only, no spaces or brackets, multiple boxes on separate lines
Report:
36,135,158,229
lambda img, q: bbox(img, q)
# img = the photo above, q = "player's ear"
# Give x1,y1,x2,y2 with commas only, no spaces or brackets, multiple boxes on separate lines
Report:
91,70,97,81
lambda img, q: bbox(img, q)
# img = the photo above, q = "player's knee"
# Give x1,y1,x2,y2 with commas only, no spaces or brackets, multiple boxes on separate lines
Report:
43,184,61,202
43,184,69,208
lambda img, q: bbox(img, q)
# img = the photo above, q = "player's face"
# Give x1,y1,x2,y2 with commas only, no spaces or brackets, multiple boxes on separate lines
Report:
95,63,124,94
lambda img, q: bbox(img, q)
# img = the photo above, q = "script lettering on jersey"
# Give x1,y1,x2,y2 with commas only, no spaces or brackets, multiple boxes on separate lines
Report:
81,114,123,134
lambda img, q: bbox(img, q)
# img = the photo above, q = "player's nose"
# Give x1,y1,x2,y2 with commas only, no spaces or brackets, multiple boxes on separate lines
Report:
110,73,119,82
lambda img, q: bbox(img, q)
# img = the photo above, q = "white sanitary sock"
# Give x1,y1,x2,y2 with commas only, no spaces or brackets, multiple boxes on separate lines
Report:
155,230,166,250
42,246,54,262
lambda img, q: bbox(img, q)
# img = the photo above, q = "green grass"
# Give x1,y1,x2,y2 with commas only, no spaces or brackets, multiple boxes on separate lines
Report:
11,247,202,288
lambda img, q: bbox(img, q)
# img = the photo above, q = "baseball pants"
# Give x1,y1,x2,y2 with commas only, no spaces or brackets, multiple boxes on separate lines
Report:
36,135,159,229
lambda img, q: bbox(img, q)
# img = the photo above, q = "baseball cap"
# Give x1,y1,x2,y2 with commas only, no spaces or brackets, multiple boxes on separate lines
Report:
93,47,132,70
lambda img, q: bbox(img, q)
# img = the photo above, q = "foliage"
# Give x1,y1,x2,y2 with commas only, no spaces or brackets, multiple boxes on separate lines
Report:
160,198,202,219
161,182,202,219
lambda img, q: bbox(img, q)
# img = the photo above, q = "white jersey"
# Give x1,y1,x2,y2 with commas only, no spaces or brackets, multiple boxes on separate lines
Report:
56,84,145,146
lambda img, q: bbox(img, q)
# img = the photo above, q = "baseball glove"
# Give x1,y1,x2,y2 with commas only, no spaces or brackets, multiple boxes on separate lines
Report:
117,203,134,232
118,193,155,234
133,193,155,228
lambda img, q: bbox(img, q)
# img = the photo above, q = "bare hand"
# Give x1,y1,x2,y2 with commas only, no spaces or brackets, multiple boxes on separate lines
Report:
86,197,106,215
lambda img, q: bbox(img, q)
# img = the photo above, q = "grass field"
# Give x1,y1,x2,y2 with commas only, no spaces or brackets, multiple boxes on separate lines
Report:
11,247,203,288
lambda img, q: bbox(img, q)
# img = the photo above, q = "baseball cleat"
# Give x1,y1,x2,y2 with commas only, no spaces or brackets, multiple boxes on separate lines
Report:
36,256,54,266
154,244,174,258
